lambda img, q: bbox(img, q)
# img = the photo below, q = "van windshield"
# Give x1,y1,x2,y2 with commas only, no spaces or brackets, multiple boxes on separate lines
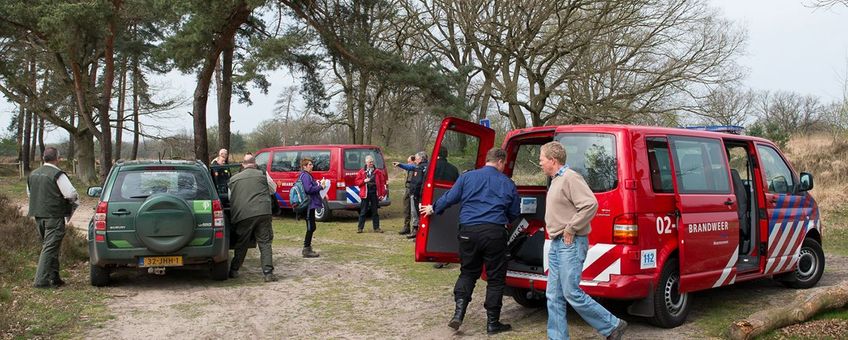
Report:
554,133,618,192
344,149,385,170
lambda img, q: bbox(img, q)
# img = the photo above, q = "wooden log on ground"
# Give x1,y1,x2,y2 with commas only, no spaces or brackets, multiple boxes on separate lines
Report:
729,280,848,340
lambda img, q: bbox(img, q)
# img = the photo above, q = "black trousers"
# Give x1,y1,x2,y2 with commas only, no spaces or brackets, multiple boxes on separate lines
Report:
401,188,412,231
304,208,317,248
453,224,508,312
356,191,380,230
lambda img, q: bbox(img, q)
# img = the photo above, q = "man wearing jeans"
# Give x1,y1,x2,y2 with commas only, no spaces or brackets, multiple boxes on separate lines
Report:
420,148,519,335
539,141,627,340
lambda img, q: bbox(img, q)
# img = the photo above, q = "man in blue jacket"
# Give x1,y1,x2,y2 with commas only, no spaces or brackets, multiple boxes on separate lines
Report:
420,148,520,335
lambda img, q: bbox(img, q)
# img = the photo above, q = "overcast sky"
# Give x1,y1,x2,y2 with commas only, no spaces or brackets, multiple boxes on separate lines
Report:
1,0,846,143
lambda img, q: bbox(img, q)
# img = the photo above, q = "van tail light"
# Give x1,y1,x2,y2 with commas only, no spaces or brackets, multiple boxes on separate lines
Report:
613,213,638,245
212,200,225,236
94,201,108,242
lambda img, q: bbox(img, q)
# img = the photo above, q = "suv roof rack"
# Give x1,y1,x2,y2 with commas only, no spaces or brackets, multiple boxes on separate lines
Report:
682,125,744,135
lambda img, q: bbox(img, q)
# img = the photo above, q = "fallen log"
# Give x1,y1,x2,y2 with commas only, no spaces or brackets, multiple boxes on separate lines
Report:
728,280,848,340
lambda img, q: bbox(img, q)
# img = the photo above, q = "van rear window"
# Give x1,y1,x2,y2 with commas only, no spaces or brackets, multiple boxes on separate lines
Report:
344,149,385,170
110,170,212,202
555,133,618,192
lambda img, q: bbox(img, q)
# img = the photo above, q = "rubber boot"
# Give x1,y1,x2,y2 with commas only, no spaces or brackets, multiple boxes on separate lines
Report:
448,299,469,330
486,310,512,335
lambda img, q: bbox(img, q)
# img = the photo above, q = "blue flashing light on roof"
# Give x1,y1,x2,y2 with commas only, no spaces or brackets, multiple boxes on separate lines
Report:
682,125,745,135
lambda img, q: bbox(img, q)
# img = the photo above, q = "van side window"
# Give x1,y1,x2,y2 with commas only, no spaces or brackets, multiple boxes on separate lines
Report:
670,137,731,194
271,151,298,172
434,130,481,178
756,145,795,194
300,151,331,171
646,138,674,193
511,144,547,186
555,133,618,192
255,152,269,171
344,149,385,170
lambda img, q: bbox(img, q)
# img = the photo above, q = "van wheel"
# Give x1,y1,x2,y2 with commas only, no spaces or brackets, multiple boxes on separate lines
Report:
314,200,332,222
210,259,229,281
90,263,111,287
779,238,825,289
651,258,689,328
511,288,546,308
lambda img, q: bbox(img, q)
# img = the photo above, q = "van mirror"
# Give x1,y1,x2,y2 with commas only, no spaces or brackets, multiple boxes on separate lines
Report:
87,186,102,197
799,172,814,191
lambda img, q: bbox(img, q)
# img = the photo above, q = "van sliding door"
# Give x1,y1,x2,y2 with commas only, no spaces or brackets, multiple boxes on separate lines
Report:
669,136,740,293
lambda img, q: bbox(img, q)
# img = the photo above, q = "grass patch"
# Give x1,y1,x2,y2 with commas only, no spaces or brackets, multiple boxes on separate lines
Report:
0,192,109,339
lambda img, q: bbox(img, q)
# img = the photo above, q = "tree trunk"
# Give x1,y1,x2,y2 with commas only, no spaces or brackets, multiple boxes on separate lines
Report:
729,280,848,340
97,0,121,180
15,110,23,162
344,67,356,144
192,54,216,162
218,42,233,153
68,111,75,163
115,55,128,161
356,71,370,144
74,129,98,185
22,105,32,172
37,117,45,157
131,56,140,160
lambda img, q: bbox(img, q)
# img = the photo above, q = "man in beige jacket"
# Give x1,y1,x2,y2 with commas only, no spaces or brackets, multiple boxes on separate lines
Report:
540,141,627,340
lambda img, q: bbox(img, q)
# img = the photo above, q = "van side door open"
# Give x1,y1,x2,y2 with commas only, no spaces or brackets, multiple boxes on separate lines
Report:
669,136,740,293
415,118,495,263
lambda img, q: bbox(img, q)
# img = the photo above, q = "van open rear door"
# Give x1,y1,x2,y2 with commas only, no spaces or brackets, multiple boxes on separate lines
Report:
414,117,495,262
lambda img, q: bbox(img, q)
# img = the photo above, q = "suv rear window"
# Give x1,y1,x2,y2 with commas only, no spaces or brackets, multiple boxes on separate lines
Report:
554,133,618,192
110,170,213,202
344,149,385,170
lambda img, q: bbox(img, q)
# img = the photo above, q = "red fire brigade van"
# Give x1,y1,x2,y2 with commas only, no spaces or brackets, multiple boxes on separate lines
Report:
415,117,823,328
253,144,390,221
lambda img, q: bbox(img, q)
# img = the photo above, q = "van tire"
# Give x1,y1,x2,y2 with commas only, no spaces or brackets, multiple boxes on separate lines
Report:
90,263,111,287
511,288,546,308
314,199,332,222
779,238,825,289
651,258,689,328
210,259,229,281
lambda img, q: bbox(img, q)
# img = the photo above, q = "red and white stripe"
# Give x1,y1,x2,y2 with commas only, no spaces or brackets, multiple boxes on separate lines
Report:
713,246,739,287
765,195,810,274
579,244,621,286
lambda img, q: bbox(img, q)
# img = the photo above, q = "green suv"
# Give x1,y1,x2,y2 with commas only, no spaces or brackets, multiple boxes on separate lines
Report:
86,160,233,286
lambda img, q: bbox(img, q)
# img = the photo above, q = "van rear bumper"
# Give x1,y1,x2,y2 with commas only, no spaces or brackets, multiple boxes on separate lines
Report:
505,271,653,300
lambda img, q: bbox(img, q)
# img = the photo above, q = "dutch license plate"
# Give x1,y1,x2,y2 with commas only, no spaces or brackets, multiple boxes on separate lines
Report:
139,256,183,267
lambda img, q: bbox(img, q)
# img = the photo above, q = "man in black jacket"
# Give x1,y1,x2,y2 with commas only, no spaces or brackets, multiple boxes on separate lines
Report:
407,151,429,239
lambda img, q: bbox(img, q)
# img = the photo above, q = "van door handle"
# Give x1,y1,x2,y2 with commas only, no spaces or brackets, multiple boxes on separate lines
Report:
724,198,734,206
112,209,131,216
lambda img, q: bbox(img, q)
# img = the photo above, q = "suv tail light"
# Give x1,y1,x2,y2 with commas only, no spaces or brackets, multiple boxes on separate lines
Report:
94,201,108,242
212,199,224,239
613,213,638,245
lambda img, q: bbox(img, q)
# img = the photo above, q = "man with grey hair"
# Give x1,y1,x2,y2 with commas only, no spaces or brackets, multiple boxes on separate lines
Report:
407,151,429,239
28,146,79,288
227,153,278,282
354,154,387,233
420,148,519,335
539,141,627,340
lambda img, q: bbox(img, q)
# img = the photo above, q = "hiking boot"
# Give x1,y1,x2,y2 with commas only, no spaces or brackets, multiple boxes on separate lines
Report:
606,319,628,340
263,273,278,282
486,310,512,335
398,229,411,235
374,228,384,233
228,270,239,279
448,299,469,330
51,278,66,287
302,247,320,258
356,229,363,233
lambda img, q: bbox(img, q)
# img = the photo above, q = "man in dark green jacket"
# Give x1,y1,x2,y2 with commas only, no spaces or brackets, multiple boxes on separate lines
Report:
228,154,278,282
28,147,78,288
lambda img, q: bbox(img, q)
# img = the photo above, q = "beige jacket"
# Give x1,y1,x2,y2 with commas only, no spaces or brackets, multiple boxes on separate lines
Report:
545,168,598,237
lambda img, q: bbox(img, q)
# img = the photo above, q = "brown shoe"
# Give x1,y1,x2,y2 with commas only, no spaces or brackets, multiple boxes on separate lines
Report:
374,228,384,233
606,319,628,340
302,247,320,258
